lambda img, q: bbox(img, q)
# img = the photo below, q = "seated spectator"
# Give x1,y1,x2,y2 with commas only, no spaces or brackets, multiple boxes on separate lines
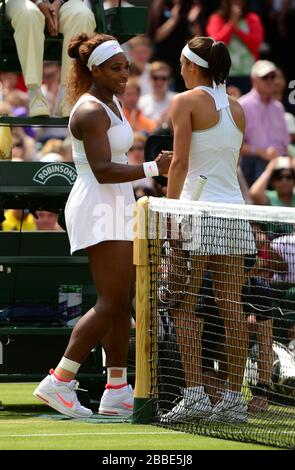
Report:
250,156,295,207
206,0,264,94
285,112,295,158
103,0,133,7
246,223,288,412
127,35,153,96
272,67,295,115
271,230,295,345
39,138,63,158
11,133,27,161
138,61,177,125
5,0,96,117
1,209,36,231
121,79,157,134
41,61,61,115
34,210,63,231
250,157,295,238
11,127,37,161
239,60,290,187
59,136,73,162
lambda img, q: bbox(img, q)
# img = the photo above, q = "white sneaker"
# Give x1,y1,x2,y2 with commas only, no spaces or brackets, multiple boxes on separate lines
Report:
29,93,50,117
160,386,212,423
208,390,248,424
33,372,93,418
98,384,134,417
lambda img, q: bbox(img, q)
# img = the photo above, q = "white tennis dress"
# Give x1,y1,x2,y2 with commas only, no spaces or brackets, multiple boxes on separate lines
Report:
180,86,256,255
65,94,135,254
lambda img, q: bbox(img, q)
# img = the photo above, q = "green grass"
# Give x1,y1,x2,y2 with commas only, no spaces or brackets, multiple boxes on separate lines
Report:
0,383,281,450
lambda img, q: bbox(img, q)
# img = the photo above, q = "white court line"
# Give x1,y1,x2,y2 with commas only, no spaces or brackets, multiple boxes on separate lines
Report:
2,431,182,438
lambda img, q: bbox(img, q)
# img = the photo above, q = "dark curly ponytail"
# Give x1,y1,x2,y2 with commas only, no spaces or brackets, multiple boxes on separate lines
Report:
67,32,117,103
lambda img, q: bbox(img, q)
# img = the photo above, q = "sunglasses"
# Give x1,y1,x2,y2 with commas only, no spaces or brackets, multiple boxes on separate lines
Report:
261,73,276,81
151,75,169,81
274,173,294,181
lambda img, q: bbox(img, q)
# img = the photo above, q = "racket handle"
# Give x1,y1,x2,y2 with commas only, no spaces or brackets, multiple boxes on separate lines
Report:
192,175,207,201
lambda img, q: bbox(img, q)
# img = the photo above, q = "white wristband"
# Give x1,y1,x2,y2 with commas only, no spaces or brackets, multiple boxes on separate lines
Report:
143,161,159,178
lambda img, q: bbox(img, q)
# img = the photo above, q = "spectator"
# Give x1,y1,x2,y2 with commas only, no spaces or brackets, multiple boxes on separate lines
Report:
59,136,73,162
147,1,201,92
34,210,63,231
250,157,295,238
207,0,264,94
127,35,153,96
103,0,132,7
41,62,61,115
239,60,290,187
138,61,177,125
246,223,287,412
285,112,295,158
273,67,295,116
250,156,295,207
5,0,96,117
121,78,157,134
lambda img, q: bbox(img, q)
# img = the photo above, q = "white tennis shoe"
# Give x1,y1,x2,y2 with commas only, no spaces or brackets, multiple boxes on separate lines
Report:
98,384,134,417
208,390,248,424
33,372,93,419
160,386,212,423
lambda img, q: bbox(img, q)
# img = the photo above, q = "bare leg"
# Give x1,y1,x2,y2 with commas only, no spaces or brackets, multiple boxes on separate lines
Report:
212,256,248,392
248,318,272,412
56,241,133,379
171,255,207,388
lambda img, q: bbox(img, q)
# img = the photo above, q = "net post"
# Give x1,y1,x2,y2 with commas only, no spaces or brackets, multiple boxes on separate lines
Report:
132,196,155,423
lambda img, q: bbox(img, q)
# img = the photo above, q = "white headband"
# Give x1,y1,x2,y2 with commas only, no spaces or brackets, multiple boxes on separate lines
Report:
87,40,124,70
182,44,209,69
182,44,229,111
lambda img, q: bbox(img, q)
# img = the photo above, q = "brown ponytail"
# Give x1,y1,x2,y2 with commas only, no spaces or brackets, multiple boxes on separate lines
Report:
186,36,231,85
208,41,231,85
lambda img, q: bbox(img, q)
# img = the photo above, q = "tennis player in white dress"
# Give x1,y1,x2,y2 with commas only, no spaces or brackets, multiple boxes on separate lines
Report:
163,36,256,424
33,33,171,419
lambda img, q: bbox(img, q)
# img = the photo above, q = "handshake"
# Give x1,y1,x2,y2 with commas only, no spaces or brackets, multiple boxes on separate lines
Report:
155,150,173,177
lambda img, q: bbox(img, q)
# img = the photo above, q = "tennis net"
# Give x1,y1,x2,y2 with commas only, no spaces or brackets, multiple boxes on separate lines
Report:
133,197,295,449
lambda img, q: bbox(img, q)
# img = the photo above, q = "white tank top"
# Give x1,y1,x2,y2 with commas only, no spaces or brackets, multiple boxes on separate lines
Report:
68,94,133,168
180,86,244,204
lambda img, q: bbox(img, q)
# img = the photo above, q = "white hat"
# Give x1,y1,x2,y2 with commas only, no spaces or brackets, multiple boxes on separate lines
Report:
285,112,295,135
251,60,277,78
274,156,292,171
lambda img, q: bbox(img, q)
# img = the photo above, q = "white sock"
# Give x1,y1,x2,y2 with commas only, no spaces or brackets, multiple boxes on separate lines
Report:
107,367,127,387
28,85,42,100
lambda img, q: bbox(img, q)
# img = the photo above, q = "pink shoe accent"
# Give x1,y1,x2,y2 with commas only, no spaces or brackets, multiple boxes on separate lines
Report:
105,382,128,390
117,402,133,409
49,369,71,383
55,393,74,409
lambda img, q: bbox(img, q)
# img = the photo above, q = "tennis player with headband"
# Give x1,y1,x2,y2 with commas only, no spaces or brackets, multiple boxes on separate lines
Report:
163,36,256,424
33,33,171,418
